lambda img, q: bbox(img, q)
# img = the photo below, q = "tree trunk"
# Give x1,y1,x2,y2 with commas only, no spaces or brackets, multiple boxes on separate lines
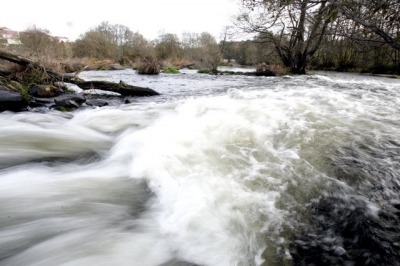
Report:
0,50,160,96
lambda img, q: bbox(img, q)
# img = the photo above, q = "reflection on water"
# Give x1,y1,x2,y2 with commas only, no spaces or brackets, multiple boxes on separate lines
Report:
1,70,400,265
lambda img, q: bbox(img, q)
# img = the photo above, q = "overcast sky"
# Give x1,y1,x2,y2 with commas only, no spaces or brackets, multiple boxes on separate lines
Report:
1,0,240,41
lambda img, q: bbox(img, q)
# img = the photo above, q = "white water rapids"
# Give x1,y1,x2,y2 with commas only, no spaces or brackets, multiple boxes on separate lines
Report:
1,70,400,266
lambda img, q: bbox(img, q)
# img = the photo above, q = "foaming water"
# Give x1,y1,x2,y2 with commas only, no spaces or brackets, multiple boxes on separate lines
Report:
1,71,400,265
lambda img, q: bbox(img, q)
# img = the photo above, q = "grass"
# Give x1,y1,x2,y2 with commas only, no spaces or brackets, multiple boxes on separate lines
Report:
163,67,180,74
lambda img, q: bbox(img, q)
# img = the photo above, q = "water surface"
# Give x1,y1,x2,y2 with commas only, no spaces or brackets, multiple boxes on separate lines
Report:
1,70,400,265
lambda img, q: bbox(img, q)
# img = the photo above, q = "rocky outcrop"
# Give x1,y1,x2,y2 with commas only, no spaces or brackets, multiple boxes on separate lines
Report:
0,90,28,112
0,50,161,102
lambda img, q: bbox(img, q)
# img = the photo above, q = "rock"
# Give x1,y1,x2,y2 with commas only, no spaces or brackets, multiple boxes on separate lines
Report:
332,246,346,256
55,94,86,104
29,97,56,108
54,94,86,109
245,69,276,77
86,99,109,107
110,64,125,70
29,85,62,98
0,90,28,111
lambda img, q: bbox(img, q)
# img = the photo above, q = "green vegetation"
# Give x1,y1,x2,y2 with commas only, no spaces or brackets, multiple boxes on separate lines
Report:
197,69,211,74
11,81,30,103
163,67,180,74
64,89,75,94
0,77,31,102
222,71,235,75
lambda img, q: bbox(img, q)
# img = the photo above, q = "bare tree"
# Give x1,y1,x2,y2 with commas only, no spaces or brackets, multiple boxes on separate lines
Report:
237,0,336,74
19,26,59,58
327,0,400,51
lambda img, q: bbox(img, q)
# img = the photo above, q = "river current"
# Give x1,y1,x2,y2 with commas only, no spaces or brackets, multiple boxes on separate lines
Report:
1,69,400,266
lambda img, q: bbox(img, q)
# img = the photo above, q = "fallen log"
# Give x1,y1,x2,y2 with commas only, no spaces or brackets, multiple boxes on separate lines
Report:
0,50,160,97
74,80,160,97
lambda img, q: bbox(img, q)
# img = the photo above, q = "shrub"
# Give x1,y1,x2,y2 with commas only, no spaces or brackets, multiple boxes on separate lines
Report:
137,58,160,75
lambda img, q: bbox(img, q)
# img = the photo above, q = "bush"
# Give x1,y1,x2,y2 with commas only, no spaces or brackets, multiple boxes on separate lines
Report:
137,58,160,75
163,67,180,74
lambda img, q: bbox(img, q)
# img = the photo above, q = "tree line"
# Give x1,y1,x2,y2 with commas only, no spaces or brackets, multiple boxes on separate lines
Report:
1,22,222,72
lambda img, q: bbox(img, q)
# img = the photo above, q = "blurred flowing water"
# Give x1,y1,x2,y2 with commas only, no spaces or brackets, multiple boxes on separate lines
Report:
1,69,400,266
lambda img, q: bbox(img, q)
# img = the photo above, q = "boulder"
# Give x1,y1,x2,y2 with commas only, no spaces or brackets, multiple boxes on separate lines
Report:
0,90,28,111
86,99,109,107
29,85,62,98
29,97,56,108
54,94,86,109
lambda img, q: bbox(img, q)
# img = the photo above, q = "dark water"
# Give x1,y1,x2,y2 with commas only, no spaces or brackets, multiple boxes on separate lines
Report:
0,69,400,265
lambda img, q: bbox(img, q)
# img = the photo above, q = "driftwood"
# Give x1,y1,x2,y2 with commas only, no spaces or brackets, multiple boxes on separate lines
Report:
0,50,160,97
74,80,159,96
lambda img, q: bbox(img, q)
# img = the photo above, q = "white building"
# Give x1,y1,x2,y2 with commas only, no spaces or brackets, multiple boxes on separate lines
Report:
0,27,21,45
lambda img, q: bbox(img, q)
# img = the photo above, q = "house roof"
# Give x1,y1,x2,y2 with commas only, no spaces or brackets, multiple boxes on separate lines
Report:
0,27,19,36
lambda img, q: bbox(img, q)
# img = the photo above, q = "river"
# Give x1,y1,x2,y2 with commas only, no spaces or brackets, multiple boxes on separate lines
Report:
1,69,400,266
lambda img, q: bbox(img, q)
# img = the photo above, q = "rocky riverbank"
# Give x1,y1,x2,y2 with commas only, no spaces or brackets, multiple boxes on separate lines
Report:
0,77,159,112
0,50,160,112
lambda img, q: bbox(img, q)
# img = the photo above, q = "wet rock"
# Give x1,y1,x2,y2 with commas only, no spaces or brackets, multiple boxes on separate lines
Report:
333,246,347,256
55,94,86,105
86,99,109,107
0,90,28,111
248,69,276,77
54,94,86,110
29,85,62,98
29,97,56,108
